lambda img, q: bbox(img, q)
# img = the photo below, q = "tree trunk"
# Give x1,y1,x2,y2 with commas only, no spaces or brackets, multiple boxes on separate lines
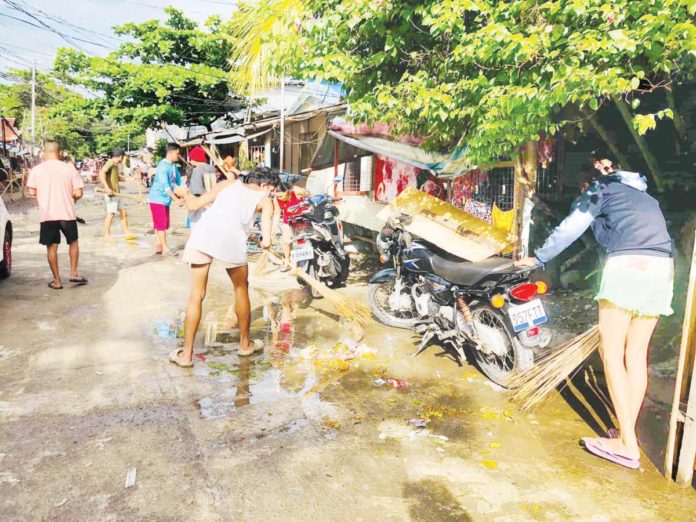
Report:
585,111,633,170
666,88,687,156
612,96,665,191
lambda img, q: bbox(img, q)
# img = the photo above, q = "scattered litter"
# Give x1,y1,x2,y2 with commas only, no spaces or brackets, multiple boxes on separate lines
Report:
407,419,429,428
411,399,422,406
379,420,448,444
387,378,410,389
195,354,206,362
124,467,137,488
153,321,177,339
322,418,341,429
478,407,514,422
0,472,19,485
95,437,112,448
490,441,502,449
372,378,387,387
35,321,56,332
482,459,498,470
53,498,68,508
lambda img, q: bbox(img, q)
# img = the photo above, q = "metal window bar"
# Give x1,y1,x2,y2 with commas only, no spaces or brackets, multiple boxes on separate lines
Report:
342,159,361,192
249,146,265,166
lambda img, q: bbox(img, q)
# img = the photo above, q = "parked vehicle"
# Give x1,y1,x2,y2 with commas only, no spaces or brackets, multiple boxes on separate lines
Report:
0,195,13,279
369,214,549,386
288,195,350,298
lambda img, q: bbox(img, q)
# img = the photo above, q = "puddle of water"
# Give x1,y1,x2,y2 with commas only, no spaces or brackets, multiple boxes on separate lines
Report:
196,356,319,419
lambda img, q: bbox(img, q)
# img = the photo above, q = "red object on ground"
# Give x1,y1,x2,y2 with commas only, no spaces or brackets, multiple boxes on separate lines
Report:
387,378,410,389
195,354,206,362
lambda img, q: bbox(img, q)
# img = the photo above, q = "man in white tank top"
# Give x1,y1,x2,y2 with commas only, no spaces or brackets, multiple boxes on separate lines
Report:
168,167,278,367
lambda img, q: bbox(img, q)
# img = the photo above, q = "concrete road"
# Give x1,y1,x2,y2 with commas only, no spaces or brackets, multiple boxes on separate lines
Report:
1,190,695,521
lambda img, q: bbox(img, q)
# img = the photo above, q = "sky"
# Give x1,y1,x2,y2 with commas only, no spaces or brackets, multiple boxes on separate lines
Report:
0,0,238,75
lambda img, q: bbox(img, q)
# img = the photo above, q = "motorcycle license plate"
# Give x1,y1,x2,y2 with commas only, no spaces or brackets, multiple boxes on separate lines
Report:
508,299,547,333
291,245,314,263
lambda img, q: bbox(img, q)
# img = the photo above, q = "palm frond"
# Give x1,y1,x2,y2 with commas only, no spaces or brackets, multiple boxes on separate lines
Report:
227,0,307,96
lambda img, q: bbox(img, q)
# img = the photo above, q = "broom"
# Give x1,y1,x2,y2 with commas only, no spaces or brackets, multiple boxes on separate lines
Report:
198,144,371,328
508,324,600,410
264,247,372,328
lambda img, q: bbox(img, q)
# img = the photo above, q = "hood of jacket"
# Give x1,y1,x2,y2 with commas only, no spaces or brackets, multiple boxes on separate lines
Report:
609,170,648,192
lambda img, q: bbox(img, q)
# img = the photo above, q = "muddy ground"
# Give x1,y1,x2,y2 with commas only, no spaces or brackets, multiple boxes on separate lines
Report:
1,184,695,521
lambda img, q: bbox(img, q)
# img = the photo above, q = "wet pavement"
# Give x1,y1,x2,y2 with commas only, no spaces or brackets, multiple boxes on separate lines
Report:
1,186,696,521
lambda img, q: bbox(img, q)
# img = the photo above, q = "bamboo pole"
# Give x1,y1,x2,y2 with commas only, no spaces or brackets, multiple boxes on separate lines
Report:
665,232,696,481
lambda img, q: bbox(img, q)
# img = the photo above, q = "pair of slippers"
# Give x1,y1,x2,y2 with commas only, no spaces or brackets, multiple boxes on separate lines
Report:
48,277,88,290
581,437,640,470
168,340,264,368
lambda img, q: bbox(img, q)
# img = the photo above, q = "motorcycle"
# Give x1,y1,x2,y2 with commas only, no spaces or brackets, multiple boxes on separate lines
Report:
369,214,550,386
287,195,350,298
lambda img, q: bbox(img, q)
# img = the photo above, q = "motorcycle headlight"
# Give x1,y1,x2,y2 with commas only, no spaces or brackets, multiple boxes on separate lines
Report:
376,233,391,255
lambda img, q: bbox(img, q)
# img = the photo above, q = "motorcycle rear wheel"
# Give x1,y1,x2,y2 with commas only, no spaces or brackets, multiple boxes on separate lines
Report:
367,280,420,329
469,305,533,388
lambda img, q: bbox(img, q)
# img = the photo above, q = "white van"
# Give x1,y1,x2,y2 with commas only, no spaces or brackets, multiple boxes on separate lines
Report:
0,196,12,278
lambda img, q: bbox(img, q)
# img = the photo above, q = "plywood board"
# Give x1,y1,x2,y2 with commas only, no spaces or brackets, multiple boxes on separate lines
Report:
377,188,514,262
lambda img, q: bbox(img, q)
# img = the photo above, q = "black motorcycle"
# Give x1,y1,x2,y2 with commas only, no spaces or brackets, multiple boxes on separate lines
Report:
288,195,350,298
369,215,549,386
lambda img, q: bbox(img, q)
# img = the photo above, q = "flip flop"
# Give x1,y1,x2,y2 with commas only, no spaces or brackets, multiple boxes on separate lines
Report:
169,349,193,368
48,282,63,290
163,250,179,257
238,339,264,357
124,234,138,241
69,277,88,285
581,437,640,470
607,428,620,439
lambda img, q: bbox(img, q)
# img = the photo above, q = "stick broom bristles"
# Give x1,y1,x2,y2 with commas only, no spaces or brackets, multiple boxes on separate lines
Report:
509,324,601,410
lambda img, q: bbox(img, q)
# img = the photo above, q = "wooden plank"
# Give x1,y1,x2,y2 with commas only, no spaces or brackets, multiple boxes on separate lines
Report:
666,232,696,481
377,188,514,262
677,370,696,484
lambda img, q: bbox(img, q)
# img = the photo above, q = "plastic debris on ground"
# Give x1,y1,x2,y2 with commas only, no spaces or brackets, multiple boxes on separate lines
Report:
124,467,137,488
407,419,429,428
293,339,376,365
378,420,448,444
387,378,410,389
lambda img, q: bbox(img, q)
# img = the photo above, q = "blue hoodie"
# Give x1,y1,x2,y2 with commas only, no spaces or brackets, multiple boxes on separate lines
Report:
535,171,672,265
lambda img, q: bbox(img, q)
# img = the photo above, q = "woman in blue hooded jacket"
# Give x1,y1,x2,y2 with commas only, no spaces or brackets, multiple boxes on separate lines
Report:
517,159,674,470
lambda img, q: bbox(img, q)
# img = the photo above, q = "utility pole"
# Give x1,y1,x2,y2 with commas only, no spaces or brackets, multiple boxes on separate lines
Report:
31,62,36,158
279,75,285,172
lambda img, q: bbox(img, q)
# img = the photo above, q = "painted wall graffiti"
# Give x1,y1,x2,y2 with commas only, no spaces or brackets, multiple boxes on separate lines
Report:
373,155,419,203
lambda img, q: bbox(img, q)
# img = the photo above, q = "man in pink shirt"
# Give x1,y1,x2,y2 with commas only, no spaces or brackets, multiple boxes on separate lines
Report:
26,140,87,290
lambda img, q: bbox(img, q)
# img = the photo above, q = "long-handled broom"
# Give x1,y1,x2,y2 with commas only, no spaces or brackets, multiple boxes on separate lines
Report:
508,325,601,410
256,247,372,329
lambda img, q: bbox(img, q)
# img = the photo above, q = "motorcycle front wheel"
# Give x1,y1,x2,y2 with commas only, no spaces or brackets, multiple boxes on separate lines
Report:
367,280,420,329
469,305,533,388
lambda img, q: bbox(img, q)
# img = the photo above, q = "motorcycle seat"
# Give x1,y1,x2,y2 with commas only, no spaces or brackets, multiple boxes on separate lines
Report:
430,254,514,286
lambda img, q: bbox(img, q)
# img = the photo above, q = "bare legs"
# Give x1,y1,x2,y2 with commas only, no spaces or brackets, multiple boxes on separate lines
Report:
596,301,658,460
104,208,130,241
227,265,251,350
181,264,210,363
68,240,81,279
180,263,253,364
155,230,171,254
103,212,116,242
47,240,82,287
47,244,61,287
119,208,131,236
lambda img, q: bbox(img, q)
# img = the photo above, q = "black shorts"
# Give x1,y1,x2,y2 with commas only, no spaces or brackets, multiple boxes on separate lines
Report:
39,220,79,246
